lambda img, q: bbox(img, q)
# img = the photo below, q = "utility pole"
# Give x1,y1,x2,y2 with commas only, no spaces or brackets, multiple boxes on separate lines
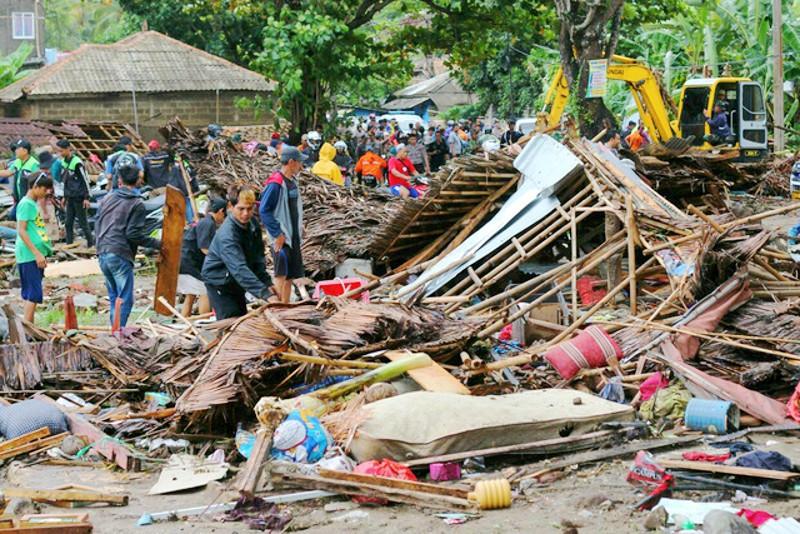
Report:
773,0,785,152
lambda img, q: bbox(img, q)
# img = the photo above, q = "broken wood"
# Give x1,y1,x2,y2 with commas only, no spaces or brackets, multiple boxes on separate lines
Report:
153,185,186,316
235,428,271,497
384,351,469,395
2,486,128,507
658,459,800,480
0,433,68,461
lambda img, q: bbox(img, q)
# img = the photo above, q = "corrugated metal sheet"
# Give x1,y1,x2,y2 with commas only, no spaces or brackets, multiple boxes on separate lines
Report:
0,31,274,103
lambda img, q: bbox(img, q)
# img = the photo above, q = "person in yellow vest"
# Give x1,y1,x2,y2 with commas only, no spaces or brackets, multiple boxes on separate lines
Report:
311,142,343,186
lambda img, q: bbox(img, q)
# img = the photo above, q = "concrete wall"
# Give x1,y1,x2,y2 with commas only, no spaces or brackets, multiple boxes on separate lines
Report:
0,0,45,64
3,90,273,140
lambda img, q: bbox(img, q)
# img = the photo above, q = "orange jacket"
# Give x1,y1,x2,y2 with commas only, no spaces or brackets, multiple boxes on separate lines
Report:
355,151,387,178
626,130,645,152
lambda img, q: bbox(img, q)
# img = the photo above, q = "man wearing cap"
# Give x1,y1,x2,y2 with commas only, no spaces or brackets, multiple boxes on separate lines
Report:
202,186,272,318
178,198,227,316
406,132,430,175
260,146,304,303
501,119,523,145
56,139,94,247
142,140,172,189
0,139,39,220
105,136,143,190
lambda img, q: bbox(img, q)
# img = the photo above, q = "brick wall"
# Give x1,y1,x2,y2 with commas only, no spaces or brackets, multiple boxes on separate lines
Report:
5,90,273,128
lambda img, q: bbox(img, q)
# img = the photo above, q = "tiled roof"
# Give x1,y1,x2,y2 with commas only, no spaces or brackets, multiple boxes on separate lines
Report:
0,31,274,103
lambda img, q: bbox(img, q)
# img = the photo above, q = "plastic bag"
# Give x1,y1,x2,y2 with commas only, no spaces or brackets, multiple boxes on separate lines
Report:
271,410,330,464
352,459,417,504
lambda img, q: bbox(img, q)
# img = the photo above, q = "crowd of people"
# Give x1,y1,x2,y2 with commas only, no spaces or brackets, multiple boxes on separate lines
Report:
0,113,531,327
271,115,526,198
0,133,312,328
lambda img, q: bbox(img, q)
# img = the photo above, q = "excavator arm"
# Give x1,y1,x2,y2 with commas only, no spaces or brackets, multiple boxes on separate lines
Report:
542,56,679,143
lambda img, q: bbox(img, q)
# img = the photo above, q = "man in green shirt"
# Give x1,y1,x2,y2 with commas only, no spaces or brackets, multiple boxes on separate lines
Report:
15,172,54,323
0,139,40,221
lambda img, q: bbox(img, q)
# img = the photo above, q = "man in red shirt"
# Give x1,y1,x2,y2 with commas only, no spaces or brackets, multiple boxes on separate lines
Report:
388,144,420,199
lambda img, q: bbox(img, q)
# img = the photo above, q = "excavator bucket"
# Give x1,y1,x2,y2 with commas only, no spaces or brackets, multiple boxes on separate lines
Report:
641,136,694,157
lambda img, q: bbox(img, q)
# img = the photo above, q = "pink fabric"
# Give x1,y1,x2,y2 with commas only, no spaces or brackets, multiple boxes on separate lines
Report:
673,281,752,360
639,372,669,402
545,325,623,380
789,380,800,423
737,509,776,527
681,451,730,463
429,462,461,481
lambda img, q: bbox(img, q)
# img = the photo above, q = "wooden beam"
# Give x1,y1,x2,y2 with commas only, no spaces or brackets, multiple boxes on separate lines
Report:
2,487,128,506
658,459,799,481
154,185,186,316
385,351,469,395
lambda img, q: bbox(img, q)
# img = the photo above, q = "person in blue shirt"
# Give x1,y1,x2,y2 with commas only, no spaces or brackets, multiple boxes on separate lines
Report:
703,102,734,146
259,146,304,303
104,136,143,189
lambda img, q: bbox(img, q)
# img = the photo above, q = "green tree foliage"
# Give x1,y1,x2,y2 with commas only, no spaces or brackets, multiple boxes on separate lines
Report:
0,44,33,90
46,0,138,50
118,0,413,135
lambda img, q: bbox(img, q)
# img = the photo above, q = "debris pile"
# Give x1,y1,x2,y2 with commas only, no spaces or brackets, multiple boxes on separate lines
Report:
2,120,800,531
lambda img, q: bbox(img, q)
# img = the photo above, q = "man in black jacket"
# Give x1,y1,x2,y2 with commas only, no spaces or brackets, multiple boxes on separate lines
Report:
142,140,172,189
202,186,272,319
55,139,93,246
95,164,161,327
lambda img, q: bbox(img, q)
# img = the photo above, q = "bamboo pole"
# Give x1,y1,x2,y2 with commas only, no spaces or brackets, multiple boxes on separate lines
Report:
443,184,596,298
475,256,657,372
475,239,628,335
626,196,637,316
646,201,800,254
571,207,578,321
277,352,381,369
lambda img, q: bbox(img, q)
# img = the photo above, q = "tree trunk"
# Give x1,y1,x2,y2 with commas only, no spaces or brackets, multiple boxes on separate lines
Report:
555,0,625,138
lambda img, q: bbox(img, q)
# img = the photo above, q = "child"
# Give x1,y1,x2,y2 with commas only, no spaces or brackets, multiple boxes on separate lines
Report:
15,172,53,323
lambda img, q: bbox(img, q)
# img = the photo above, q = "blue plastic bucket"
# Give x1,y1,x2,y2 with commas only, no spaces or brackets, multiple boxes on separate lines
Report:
685,398,740,434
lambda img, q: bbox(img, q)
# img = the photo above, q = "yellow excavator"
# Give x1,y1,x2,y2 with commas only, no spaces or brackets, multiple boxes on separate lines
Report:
542,55,769,161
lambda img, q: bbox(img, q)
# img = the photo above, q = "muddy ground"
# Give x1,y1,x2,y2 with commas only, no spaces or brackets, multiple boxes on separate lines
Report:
3,433,799,533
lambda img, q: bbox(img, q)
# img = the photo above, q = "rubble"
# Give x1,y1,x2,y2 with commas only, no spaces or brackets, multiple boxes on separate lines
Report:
2,117,800,531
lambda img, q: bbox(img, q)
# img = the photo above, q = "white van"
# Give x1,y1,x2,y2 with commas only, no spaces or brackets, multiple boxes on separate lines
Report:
379,114,427,134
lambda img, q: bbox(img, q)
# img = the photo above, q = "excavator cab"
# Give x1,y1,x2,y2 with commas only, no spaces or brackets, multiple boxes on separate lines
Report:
543,57,769,161
677,78,768,161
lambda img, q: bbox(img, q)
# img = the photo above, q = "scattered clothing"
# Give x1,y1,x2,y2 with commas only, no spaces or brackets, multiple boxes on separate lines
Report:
734,450,793,472
681,451,731,463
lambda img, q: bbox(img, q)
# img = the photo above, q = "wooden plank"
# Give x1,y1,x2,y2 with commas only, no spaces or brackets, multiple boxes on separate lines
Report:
44,259,102,278
3,487,128,506
0,428,50,453
403,430,616,467
658,459,800,480
0,433,69,460
154,185,186,316
385,351,469,395
236,428,271,496
33,394,137,471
